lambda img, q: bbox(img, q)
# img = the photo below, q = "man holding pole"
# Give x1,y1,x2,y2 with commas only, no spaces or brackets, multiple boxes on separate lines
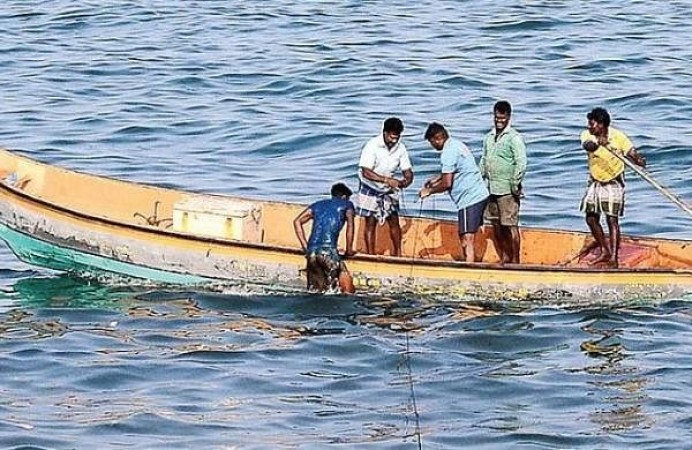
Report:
580,107,646,267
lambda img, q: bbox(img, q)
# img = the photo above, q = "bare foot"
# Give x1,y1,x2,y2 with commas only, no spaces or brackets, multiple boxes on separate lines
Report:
577,241,599,261
589,252,612,266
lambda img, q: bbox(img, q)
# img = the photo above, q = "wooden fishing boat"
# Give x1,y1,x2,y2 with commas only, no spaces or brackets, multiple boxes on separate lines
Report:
0,148,689,302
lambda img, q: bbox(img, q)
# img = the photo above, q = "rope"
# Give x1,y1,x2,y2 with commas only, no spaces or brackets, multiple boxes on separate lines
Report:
404,329,423,450
400,191,423,448
431,196,438,254
408,198,425,279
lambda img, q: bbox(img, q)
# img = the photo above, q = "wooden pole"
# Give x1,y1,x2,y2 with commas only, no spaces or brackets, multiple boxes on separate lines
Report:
607,148,692,218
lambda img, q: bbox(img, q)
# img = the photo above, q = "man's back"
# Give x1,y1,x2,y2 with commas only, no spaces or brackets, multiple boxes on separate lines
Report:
307,198,354,253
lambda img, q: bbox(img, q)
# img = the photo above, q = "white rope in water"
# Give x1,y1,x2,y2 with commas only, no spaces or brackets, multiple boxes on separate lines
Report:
398,191,423,448
404,329,423,450
407,197,425,280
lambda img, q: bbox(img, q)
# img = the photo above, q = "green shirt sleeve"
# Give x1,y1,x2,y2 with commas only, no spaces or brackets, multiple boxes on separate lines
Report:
479,133,490,179
511,133,527,188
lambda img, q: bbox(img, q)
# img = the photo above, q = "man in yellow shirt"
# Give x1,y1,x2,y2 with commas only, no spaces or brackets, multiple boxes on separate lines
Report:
580,107,646,267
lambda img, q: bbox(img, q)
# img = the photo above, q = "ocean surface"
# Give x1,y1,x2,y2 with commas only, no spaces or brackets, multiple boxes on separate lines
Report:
0,1,691,448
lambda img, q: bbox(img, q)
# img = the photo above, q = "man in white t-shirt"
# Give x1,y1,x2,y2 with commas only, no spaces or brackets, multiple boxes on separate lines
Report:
356,117,414,256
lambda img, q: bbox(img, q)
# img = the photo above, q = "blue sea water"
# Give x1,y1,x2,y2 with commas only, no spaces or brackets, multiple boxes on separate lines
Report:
0,1,691,448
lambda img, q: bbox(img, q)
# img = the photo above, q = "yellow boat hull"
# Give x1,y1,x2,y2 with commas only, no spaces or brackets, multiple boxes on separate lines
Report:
0,148,689,301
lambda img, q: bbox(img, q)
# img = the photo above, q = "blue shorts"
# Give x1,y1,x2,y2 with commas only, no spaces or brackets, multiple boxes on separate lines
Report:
458,198,488,234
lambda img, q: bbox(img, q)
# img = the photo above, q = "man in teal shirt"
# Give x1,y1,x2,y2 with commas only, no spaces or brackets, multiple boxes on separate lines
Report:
480,100,527,264
419,123,489,263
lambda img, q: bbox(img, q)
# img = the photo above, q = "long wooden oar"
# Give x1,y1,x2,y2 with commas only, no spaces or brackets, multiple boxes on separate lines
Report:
607,146,692,218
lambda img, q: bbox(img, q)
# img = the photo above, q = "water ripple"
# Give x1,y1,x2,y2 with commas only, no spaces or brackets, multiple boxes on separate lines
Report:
0,2,691,448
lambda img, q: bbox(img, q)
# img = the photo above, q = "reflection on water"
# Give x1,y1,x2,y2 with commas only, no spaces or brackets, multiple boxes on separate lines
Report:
579,314,651,432
0,308,68,340
0,0,691,445
0,273,690,447
10,275,139,310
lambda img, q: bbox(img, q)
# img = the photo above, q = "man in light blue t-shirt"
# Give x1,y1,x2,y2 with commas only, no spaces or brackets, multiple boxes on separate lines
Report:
419,122,489,263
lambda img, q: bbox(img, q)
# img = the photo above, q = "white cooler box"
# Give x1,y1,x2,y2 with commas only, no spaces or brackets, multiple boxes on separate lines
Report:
172,196,263,242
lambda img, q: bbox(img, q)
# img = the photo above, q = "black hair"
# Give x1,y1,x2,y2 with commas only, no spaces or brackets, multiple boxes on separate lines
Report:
424,122,447,140
331,182,353,198
383,117,404,134
494,100,512,115
587,107,610,127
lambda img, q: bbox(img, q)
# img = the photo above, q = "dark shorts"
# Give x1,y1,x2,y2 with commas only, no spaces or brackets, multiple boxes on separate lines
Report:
458,198,488,234
306,251,344,292
484,194,520,226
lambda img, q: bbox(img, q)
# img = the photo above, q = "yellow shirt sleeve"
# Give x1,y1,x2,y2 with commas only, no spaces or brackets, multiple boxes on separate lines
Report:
581,127,633,182
580,129,596,144
607,128,634,155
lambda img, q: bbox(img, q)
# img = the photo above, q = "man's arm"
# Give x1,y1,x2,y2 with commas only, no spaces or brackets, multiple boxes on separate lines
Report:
583,140,599,152
419,173,453,199
479,136,488,178
581,129,599,153
396,148,414,189
424,174,443,189
399,168,414,188
293,208,313,252
359,139,398,187
511,135,527,194
626,147,646,168
343,208,356,256
361,167,400,189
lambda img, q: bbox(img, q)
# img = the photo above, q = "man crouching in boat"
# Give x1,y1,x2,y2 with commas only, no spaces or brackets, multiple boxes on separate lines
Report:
580,107,646,268
293,183,356,293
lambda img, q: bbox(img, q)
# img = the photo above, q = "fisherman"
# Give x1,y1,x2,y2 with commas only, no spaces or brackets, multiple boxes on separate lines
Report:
579,107,646,268
293,182,356,293
355,117,414,256
419,122,489,262
480,100,527,264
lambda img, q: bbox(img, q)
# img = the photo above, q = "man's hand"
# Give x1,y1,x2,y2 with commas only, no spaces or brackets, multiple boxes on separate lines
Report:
511,183,523,198
583,140,599,152
384,177,400,189
419,187,431,200
627,148,646,168
596,135,609,146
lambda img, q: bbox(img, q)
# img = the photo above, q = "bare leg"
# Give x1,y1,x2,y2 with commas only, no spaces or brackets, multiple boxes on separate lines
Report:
363,216,377,254
585,213,611,264
509,225,521,264
338,265,355,294
606,215,620,268
387,214,402,257
492,222,510,263
460,232,476,262
306,257,328,292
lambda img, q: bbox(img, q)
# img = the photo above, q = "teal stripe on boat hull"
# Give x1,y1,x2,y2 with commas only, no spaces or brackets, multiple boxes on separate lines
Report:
0,223,212,285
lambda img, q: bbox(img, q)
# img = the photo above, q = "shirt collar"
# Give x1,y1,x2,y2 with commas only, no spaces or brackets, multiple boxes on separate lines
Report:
377,133,400,152
492,124,513,137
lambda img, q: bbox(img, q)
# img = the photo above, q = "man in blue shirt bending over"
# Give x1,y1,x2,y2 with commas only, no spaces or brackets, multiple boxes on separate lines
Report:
293,183,356,293
419,123,489,263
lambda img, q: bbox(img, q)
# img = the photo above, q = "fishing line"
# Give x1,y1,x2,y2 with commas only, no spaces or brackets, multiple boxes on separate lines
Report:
431,195,438,256
408,197,425,279
401,191,423,449
404,328,423,450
